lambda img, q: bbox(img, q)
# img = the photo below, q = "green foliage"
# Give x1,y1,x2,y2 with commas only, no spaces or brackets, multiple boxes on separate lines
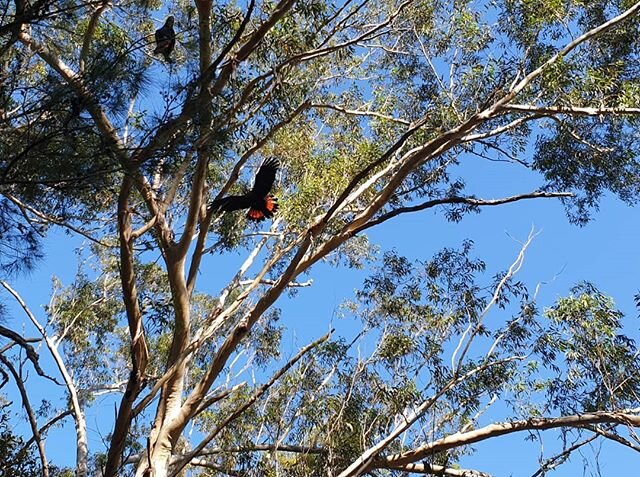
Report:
542,283,640,412
534,119,640,223
46,269,123,397
0,198,43,276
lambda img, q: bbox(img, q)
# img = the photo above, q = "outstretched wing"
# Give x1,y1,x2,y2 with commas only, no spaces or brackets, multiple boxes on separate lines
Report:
210,195,252,213
251,158,279,198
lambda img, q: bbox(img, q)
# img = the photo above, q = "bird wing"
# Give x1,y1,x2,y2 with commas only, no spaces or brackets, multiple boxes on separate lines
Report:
251,158,279,198
210,195,252,213
155,26,168,43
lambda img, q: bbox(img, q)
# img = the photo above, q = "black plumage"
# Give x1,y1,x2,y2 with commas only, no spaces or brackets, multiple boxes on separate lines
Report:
211,158,280,221
153,16,175,62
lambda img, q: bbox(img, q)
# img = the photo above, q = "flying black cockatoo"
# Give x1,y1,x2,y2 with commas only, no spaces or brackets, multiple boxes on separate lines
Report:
210,158,280,221
153,16,175,62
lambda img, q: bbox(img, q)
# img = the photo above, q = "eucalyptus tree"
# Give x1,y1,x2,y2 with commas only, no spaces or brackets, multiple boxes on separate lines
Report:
2,0,640,476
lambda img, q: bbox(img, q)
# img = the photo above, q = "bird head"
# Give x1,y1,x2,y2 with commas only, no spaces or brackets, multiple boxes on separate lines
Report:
166,16,175,27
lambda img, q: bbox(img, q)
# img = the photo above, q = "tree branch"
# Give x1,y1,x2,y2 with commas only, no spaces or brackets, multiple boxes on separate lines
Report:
0,353,49,477
311,102,411,125
352,192,574,235
497,2,640,106
104,177,150,477
500,104,640,117
169,330,334,476
0,324,54,382
380,410,640,468
378,462,491,477
3,192,110,247
530,433,599,477
79,0,111,73
18,410,74,457
588,425,640,453
338,356,525,477
173,0,216,258
0,282,89,477
17,31,128,161
192,383,247,418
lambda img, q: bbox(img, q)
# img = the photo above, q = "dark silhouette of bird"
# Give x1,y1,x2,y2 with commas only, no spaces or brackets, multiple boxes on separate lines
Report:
210,158,280,221
153,16,175,62
63,96,84,131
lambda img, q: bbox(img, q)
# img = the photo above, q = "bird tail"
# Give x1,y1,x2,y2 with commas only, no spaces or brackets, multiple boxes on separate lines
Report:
266,195,279,214
247,195,278,221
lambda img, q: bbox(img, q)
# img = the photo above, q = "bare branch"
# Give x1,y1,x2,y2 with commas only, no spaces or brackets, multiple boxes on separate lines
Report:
192,383,247,418
380,410,640,468
197,444,328,456
311,102,411,125
279,0,416,68
589,425,640,453
455,227,538,370
378,461,491,477
238,279,313,288
0,281,89,477
546,115,615,154
0,353,49,477
206,0,256,79
172,0,217,259
188,460,243,476
530,433,599,477
0,324,54,382
352,192,573,235
19,410,74,457
500,104,640,117
461,115,543,142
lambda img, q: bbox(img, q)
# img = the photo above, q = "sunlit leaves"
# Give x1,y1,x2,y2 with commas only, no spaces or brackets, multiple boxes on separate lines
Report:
542,283,640,412
46,271,123,394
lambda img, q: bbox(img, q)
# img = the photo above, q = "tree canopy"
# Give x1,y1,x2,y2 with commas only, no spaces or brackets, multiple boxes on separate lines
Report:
2,0,640,476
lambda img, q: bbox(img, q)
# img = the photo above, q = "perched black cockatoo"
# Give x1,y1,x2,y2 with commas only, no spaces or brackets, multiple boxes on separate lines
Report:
211,158,280,221
153,16,175,62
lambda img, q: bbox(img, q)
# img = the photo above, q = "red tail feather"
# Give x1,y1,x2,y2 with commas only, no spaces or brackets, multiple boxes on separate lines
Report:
265,195,278,212
246,195,278,222
247,209,265,221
